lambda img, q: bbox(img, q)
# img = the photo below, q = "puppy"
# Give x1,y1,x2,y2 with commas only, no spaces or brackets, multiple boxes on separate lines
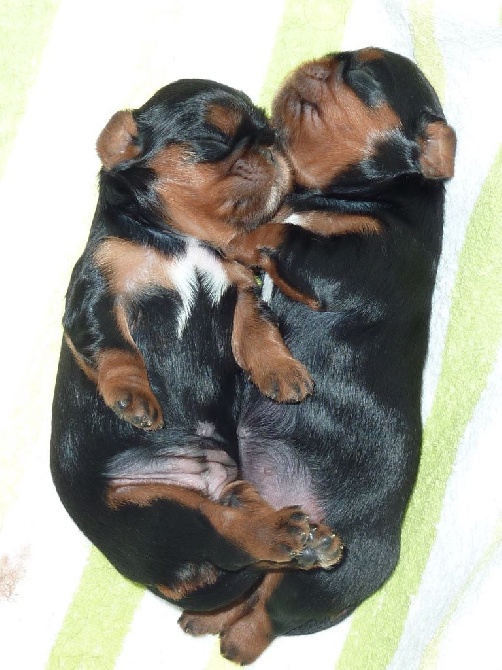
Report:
178,48,456,664
65,80,318,434
50,79,342,613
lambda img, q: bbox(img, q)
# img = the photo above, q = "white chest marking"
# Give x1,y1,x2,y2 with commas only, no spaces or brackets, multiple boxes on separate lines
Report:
169,242,229,337
284,212,304,226
260,214,305,304
261,273,274,304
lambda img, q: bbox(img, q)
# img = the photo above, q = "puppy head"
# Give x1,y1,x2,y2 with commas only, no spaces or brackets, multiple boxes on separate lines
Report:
96,80,291,248
271,47,456,189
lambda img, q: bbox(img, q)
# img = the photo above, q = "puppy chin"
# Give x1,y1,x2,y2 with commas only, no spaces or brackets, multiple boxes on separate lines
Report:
262,173,290,219
233,158,291,231
270,97,302,162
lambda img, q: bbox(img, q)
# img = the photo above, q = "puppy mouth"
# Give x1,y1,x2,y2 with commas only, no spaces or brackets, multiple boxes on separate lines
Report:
227,148,291,230
228,181,288,232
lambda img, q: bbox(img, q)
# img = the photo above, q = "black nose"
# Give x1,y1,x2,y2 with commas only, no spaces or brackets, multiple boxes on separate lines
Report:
303,61,332,81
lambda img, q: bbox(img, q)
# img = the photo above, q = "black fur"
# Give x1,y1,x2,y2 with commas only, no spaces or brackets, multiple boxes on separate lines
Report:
236,48,455,639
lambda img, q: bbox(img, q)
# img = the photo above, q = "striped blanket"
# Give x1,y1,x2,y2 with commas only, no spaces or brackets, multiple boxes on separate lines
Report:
1,0,501,668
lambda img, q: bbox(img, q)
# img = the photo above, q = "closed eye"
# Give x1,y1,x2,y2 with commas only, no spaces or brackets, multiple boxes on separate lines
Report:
299,100,320,122
300,100,318,112
195,138,233,162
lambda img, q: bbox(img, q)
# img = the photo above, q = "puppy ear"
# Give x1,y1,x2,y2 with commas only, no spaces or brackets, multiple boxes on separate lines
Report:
96,110,142,170
418,120,456,180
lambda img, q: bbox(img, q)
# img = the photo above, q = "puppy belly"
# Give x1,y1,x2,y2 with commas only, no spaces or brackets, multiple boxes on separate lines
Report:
238,425,323,522
106,444,238,501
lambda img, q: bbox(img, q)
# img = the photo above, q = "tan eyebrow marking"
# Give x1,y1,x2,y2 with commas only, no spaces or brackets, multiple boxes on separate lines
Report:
205,104,243,136
356,47,385,62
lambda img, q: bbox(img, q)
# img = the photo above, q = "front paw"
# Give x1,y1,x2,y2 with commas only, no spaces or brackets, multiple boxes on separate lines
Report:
294,522,344,569
257,506,312,563
252,357,314,403
109,388,164,430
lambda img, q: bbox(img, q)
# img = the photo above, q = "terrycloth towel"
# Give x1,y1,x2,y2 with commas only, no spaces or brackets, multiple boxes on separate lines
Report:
1,0,501,668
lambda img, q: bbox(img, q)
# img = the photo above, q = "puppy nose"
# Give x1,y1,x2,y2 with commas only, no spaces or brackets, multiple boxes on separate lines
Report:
303,61,332,81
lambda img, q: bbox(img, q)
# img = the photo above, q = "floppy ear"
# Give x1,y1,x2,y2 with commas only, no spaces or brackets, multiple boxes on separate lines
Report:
96,110,142,170
418,120,456,180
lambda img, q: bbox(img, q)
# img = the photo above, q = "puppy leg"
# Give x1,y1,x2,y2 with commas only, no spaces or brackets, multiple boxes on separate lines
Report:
64,239,166,430
181,572,284,665
178,520,343,639
96,347,163,429
65,304,163,431
233,286,313,402
297,211,382,236
224,260,313,403
226,221,320,309
107,480,342,570
179,594,252,637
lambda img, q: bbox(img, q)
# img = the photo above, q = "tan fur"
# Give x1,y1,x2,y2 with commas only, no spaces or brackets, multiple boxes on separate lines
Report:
225,262,314,402
205,104,242,137
150,143,291,249
300,211,382,235
156,563,220,601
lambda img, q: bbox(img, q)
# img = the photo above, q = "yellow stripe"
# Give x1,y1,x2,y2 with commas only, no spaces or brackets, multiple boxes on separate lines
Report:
0,0,61,177
46,546,145,670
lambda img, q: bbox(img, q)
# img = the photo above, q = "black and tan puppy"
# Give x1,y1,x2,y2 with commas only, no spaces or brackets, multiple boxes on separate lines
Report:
65,80,318,434
50,80,342,613
178,48,456,663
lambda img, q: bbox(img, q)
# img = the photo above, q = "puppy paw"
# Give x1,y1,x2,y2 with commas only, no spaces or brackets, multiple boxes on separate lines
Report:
110,388,164,430
220,615,273,666
178,611,219,637
179,606,243,637
260,506,312,562
294,522,344,570
253,357,314,403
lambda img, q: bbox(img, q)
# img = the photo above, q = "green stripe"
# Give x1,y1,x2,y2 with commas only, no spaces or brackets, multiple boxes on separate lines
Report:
0,0,61,177
47,546,145,670
409,0,446,102
258,0,354,111
337,145,502,670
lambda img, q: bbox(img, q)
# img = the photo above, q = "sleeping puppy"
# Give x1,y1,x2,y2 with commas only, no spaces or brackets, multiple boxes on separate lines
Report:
50,79,342,614
178,48,456,663
65,80,317,435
